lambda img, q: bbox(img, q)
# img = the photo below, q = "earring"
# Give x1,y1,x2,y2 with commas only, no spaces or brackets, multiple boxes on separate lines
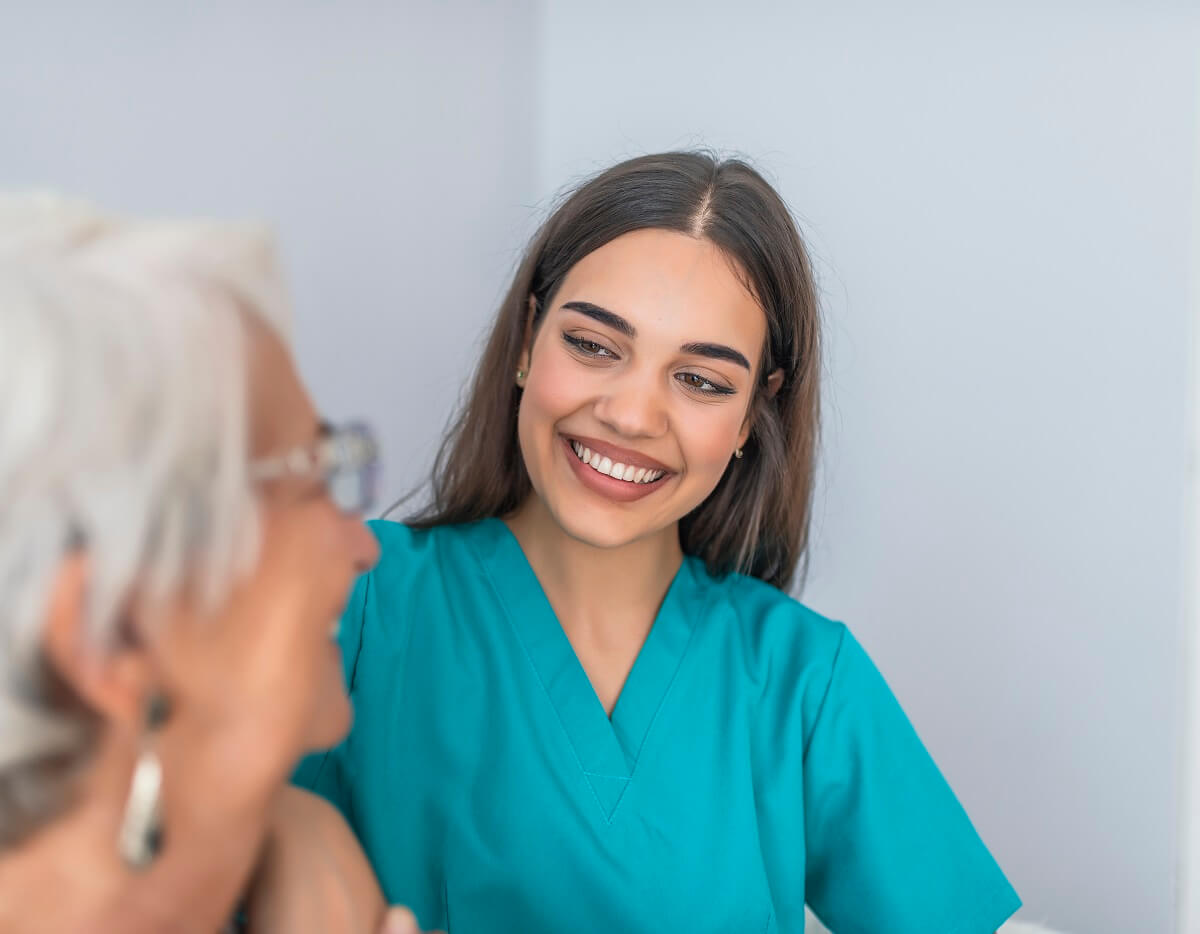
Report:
515,367,526,384
734,447,744,459
118,693,170,871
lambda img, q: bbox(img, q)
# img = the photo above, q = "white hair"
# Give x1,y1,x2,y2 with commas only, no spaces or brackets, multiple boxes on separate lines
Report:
0,192,291,845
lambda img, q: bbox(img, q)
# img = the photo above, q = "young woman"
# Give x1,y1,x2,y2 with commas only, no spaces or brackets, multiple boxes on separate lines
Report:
295,152,1021,932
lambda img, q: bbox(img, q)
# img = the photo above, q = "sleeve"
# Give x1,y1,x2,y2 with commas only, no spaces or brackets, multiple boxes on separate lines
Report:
802,628,1021,934
291,568,372,828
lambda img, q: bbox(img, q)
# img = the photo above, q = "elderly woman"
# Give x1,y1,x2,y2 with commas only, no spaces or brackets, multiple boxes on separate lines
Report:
0,194,419,933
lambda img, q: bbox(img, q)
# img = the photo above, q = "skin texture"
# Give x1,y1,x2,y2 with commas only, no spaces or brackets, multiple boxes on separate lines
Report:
0,323,381,933
508,228,776,713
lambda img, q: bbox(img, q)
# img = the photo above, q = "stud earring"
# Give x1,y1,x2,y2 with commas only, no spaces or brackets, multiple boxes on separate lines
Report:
734,448,744,459
516,367,526,384
118,692,170,870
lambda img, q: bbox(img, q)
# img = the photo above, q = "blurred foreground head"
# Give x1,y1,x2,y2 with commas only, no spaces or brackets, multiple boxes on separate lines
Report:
0,193,377,927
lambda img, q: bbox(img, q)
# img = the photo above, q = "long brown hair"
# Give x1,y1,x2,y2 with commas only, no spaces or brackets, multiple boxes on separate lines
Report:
408,151,820,591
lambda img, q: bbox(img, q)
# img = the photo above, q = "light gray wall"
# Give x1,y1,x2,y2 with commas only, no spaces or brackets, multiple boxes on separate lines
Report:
0,0,540,501
536,4,1199,932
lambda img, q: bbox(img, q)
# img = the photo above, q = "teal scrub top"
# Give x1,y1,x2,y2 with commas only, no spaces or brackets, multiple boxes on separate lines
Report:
295,518,1019,933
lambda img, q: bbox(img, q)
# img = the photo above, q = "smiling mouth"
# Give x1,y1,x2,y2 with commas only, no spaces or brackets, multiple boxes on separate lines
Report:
568,440,666,484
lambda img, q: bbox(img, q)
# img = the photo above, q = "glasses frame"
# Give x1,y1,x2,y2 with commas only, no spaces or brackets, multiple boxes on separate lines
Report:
249,420,379,515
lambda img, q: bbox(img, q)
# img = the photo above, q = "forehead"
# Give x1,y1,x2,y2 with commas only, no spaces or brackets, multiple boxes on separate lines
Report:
245,318,317,456
555,228,766,348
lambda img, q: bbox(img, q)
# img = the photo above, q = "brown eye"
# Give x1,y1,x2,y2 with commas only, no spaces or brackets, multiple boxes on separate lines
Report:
562,333,617,358
676,371,735,396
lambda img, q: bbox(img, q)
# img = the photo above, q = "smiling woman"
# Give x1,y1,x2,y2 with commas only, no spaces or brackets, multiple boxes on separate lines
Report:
513,227,783,554
293,151,1021,933
408,153,816,589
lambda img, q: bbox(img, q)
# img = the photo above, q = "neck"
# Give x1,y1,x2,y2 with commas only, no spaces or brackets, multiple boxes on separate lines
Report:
505,495,684,634
0,723,268,934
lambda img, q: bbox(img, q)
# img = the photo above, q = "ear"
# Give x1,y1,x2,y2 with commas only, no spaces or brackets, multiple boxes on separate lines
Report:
41,553,153,730
735,368,785,450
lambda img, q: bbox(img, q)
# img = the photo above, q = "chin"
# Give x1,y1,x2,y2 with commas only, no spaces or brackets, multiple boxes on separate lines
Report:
304,691,353,751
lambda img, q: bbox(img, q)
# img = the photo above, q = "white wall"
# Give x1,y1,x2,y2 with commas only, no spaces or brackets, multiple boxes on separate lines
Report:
1180,49,1200,934
0,0,540,501
536,4,1198,932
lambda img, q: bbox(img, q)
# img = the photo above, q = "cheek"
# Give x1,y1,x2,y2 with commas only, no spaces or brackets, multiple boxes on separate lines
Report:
524,349,590,422
518,352,589,463
209,516,353,744
306,656,352,749
676,406,745,479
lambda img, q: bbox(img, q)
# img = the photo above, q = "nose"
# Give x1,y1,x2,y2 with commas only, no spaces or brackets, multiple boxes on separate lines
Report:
346,516,380,574
592,366,669,439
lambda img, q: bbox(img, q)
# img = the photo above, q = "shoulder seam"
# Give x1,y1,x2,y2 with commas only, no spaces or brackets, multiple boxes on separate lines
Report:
801,622,849,763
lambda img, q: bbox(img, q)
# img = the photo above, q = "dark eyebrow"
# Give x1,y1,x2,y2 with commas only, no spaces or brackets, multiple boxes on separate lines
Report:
680,342,751,371
560,301,636,338
562,300,750,371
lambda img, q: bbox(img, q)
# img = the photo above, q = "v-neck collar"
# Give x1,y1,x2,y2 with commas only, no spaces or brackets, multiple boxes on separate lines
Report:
465,517,706,821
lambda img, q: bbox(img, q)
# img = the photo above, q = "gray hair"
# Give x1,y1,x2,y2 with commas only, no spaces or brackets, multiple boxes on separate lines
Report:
0,193,291,845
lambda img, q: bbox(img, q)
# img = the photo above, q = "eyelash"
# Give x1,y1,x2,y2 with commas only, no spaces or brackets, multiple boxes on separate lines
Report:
677,372,734,396
561,332,735,397
562,333,615,358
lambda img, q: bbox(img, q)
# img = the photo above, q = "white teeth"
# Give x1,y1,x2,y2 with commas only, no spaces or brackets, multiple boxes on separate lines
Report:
568,439,666,484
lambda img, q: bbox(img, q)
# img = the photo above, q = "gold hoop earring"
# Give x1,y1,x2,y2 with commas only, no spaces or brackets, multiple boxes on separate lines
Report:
734,448,744,459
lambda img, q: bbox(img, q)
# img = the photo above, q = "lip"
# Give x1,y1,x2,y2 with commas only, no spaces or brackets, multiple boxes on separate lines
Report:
561,434,674,474
560,435,672,504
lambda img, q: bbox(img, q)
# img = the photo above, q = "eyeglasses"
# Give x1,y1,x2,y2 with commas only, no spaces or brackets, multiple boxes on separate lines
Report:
249,421,380,515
